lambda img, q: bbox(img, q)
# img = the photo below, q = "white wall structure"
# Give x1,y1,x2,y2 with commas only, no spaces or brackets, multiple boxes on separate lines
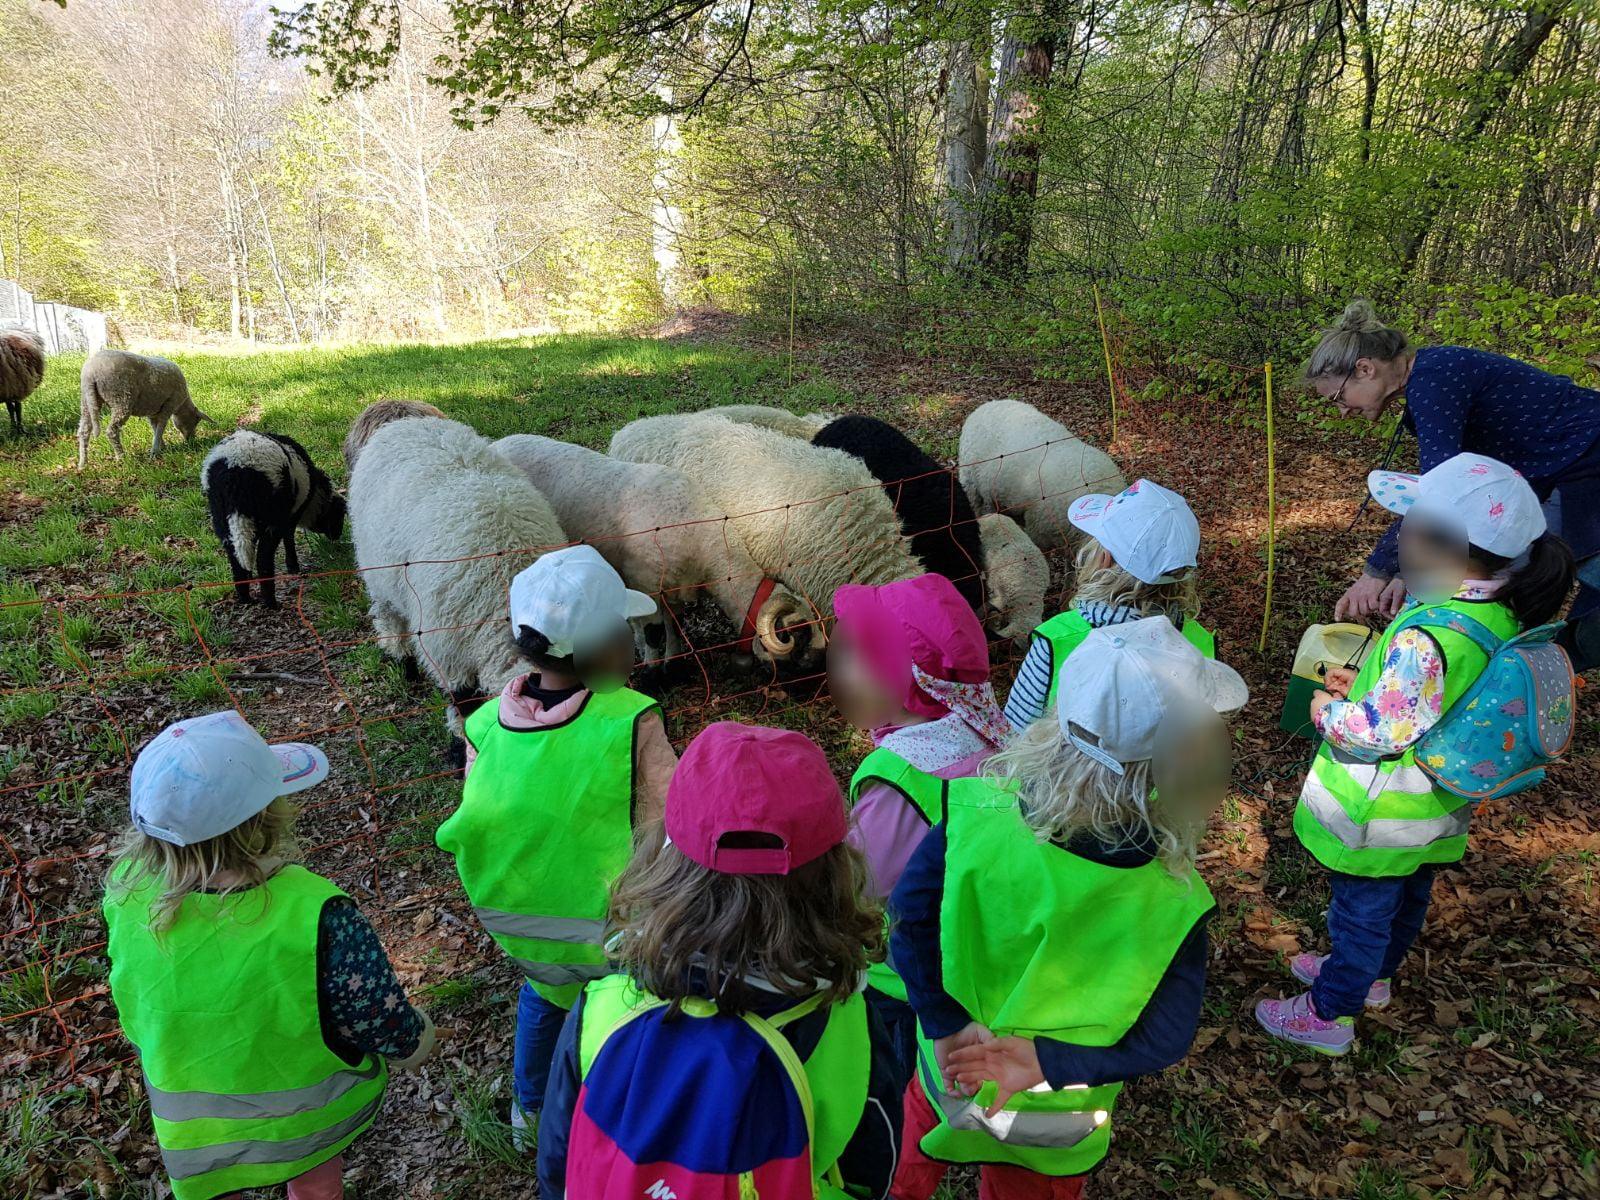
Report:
0,281,110,355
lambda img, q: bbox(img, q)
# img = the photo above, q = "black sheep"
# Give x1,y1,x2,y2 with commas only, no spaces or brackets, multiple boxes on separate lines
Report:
201,430,345,607
811,414,986,610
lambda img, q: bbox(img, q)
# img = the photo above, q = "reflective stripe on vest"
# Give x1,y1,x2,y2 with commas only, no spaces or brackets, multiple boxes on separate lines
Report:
439,687,657,1006
1294,598,1519,878
104,864,389,1200
919,776,1213,1175
1035,610,1214,711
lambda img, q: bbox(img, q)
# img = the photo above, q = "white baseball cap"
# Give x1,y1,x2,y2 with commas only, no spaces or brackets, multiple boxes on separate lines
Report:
1068,480,1200,585
508,544,656,658
1368,453,1545,559
130,710,329,846
1057,616,1249,774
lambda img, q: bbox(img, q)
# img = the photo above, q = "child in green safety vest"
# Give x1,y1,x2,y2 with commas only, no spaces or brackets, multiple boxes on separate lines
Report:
1258,453,1574,1056
828,572,1012,1082
104,711,435,1200
1004,478,1214,730
435,543,676,1147
536,721,904,1200
892,616,1248,1198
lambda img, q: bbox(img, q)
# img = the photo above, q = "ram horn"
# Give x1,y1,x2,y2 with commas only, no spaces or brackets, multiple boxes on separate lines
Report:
755,589,811,659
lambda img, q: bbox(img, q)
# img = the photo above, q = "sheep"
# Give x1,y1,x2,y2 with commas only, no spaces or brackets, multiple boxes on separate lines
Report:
608,414,923,644
201,431,345,608
977,513,1050,647
343,397,446,472
701,404,832,441
350,416,568,739
78,349,209,469
958,399,1125,552
0,326,44,435
810,414,986,612
491,435,819,668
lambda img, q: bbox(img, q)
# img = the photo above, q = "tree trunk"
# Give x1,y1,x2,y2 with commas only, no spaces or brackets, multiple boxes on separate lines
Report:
942,34,991,270
246,169,302,342
1353,0,1379,166
651,86,686,309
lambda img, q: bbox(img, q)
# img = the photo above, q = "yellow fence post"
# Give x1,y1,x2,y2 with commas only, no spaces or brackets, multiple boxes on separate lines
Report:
1258,361,1276,654
787,269,797,388
1093,282,1118,442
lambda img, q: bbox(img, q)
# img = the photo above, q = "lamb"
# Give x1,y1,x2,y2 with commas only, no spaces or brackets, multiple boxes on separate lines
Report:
958,398,1125,552
350,416,568,738
608,413,923,640
492,435,818,667
0,326,44,435
78,349,209,469
343,397,447,472
702,404,832,441
810,414,987,611
977,513,1050,646
201,431,345,607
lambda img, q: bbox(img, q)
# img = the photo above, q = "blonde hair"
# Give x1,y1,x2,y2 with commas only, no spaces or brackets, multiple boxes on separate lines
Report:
1304,299,1410,382
110,798,298,932
984,718,1200,877
1072,537,1199,621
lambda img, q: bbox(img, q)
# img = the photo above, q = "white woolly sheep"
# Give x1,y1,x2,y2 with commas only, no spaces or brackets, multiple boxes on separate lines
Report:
343,397,447,472
977,513,1050,647
958,398,1125,552
78,349,210,469
608,413,923,639
702,404,832,441
491,435,818,668
350,416,568,738
202,431,345,607
0,326,45,435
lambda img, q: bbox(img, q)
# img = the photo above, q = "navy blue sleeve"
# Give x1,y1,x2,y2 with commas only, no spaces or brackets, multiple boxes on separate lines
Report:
536,992,587,1198
1366,520,1401,578
316,898,423,1064
888,822,972,1041
833,999,903,1200
1034,917,1211,1089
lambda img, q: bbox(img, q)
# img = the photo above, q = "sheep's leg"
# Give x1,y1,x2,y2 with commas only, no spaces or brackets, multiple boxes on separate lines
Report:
6,401,19,434
149,415,169,459
106,415,128,461
255,531,280,609
224,540,253,605
283,530,300,577
76,407,97,470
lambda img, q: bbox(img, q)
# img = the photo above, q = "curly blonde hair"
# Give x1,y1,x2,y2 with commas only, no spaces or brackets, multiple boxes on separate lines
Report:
109,798,298,932
982,718,1201,878
1071,536,1199,621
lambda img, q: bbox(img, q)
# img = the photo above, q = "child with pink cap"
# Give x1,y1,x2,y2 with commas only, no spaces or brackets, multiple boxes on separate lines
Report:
828,572,1012,1076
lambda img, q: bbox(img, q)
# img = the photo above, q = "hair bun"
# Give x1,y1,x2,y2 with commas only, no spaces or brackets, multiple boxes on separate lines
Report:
1337,298,1385,334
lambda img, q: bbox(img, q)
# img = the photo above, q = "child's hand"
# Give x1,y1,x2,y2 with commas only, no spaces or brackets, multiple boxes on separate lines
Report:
946,1036,1046,1117
1309,689,1337,723
933,1022,993,1094
1322,667,1357,699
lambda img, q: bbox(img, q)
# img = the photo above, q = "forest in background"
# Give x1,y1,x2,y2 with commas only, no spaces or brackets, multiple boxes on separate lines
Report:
4,0,1600,375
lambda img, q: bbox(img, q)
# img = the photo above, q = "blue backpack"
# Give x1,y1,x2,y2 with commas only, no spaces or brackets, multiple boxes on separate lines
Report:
1395,606,1576,802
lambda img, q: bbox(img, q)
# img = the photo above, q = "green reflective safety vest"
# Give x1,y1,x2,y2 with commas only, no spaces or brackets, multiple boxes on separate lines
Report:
438,687,658,1006
577,974,869,1196
918,777,1214,1176
849,747,945,1003
1294,598,1520,878
103,864,389,1200
1033,611,1215,712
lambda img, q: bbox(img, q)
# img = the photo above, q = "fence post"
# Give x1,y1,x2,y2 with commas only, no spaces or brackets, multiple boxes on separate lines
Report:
1093,283,1118,442
787,269,797,388
1258,361,1277,654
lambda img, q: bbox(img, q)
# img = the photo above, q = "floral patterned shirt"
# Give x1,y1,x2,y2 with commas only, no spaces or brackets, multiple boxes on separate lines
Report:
1313,581,1505,761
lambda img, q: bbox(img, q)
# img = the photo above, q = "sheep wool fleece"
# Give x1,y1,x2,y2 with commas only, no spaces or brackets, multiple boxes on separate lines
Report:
919,777,1214,1176
440,688,658,1006
104,864,388,1200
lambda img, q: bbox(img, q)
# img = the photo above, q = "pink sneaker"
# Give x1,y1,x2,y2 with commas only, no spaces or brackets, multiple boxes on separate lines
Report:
1290,953,1391,1009
1255,991,1355,1056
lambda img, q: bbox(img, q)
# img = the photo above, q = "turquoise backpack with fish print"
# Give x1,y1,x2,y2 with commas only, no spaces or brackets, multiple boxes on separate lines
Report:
1393,606,1576,801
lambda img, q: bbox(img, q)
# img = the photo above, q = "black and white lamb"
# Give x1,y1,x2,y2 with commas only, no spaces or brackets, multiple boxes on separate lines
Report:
201,430,346,607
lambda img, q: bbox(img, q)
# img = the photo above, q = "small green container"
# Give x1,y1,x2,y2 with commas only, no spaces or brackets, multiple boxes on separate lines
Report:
1279,623,1377,738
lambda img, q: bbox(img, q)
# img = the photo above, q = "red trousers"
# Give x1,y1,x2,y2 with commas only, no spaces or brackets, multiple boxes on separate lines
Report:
891,1079,1088,1200
219,1155,344,1200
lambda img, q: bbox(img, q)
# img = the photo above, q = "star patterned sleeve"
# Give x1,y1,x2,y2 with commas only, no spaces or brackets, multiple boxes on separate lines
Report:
317,897,425,1061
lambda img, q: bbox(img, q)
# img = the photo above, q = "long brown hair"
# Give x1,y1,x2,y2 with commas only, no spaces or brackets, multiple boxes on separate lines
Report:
606,826,884,1015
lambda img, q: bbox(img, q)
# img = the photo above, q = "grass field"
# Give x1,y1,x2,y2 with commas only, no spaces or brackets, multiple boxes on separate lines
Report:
2,328,1597,1199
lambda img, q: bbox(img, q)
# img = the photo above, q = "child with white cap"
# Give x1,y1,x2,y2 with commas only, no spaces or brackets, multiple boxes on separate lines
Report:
890,617,1248,1199
434,543,677,1144
104,711,435,1200
1005,478,1215,730
1258,453,1573,1056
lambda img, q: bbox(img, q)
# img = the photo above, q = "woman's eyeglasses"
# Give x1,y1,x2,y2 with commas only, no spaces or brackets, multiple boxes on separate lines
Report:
1330,367,1355,409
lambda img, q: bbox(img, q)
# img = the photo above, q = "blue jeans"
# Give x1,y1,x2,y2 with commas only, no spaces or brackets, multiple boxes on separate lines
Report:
512,982,568,1114
1312,867,1435,1020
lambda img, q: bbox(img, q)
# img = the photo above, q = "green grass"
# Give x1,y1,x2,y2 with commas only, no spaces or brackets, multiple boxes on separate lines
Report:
447,1066,538,1177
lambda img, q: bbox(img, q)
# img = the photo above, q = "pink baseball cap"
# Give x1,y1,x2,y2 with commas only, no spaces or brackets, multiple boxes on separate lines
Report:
833,574,991,720
665,722,848,876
